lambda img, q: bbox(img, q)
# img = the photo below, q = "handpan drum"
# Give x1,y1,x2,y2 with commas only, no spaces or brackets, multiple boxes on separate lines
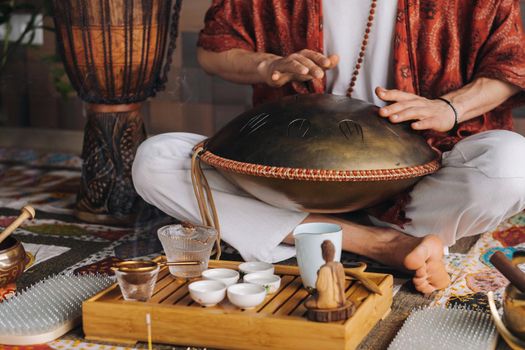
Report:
198,94,441,213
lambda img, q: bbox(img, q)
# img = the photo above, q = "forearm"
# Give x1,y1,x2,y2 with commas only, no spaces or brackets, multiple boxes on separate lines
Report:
197,48,277,84
442,77,521,123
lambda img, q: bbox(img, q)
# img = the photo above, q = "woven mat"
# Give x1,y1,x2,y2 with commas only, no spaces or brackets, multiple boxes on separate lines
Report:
0,148,523,350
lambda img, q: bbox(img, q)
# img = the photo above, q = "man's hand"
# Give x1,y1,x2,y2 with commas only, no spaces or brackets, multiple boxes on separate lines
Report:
257,50,339,88
376,87,457,132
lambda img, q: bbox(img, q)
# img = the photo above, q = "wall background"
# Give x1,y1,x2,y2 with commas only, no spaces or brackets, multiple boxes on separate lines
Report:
0,0,524,138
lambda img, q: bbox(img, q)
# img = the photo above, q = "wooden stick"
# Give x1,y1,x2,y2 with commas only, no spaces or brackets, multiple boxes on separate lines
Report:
345,272,382,295
161,261,202,267
344,264,382,295
490,251,525,293
0,206,35,245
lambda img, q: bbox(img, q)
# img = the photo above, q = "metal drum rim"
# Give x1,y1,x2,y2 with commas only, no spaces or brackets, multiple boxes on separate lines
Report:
198,146,442,182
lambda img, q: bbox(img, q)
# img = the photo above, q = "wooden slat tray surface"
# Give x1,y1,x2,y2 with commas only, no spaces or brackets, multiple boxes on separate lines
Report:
83,260,393,350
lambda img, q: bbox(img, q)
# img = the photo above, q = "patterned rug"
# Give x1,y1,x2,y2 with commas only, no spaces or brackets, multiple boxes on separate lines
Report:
433,213,525,309
0,147,523,350
0,148,236,350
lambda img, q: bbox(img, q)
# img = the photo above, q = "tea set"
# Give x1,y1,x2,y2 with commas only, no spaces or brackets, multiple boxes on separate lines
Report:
188,261,278,309
112,222,343,310
109,221,525,340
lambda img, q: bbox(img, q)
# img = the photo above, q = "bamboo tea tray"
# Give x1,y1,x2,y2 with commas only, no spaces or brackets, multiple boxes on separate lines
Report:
83,260,393,350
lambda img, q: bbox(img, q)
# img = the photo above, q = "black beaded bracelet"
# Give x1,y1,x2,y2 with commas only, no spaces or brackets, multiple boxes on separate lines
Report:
436,97,459,130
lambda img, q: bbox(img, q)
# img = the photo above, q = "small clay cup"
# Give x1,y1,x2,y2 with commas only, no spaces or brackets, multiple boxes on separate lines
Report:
0,236,26,287
503,283,525,341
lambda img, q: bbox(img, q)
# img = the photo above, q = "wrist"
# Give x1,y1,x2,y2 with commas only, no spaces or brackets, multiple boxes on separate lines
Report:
436,96,460,130
441,95,463,124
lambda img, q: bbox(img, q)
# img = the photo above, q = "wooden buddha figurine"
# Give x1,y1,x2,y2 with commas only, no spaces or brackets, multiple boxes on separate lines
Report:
305,240,355,322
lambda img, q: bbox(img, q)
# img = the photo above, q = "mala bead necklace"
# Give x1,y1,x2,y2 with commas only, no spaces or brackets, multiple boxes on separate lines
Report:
346,0,378,97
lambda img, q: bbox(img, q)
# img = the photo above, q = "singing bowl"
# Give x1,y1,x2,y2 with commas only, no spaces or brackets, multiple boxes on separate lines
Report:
200,94,441,212
0,237,26,287
504,284,525,341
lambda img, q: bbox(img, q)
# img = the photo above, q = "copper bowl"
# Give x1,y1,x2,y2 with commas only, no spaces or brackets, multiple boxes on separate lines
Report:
200,94,441,212
0,237,26,287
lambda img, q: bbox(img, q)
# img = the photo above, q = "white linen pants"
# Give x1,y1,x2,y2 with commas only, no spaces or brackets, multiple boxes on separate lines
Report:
132,130,525,263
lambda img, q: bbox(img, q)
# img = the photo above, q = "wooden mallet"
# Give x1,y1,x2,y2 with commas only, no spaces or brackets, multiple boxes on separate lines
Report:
0,206,36,245
490,251,525,293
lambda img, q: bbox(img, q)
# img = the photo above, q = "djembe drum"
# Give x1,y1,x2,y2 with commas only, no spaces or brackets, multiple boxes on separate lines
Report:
52,0,182,224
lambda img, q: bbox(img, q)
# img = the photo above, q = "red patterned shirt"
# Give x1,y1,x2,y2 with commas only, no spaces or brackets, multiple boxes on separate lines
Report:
198,0,525,224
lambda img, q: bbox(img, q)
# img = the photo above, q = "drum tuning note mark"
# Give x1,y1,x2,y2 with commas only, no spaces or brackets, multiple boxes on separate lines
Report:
240,113,271,136
287,118,311,138
339,119,364,142
385,125,400,138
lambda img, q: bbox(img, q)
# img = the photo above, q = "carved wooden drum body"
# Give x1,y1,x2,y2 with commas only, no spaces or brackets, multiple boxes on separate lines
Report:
52,0,182,224
200,94,441,212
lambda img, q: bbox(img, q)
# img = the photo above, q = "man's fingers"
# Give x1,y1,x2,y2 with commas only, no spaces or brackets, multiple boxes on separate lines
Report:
376,87,417,102
300,49,332,69
291,54,325,79
271,71,281,81
266,50,339,86
327,54,340,68
272,58,309,77
411,118,435,130
270,71,294,86
388,107,427,123
379,99,428,117
271,71,314,86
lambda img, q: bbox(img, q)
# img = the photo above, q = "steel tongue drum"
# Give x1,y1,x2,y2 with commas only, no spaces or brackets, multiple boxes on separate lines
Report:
197,94,441,213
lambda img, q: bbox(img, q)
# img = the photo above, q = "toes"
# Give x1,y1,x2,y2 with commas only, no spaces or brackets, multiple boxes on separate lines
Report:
412,276,436,294
413,263,449,294
404,235,450,293
414,266,428,278
426,260,451,289
413,267,434,293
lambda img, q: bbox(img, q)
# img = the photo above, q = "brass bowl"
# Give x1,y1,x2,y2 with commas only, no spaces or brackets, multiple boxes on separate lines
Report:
503,283,525,341
200,94,441,212
0,237,26,287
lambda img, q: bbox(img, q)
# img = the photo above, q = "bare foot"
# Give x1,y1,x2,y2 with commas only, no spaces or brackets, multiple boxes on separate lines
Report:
287,214,450,294
365,229,451,294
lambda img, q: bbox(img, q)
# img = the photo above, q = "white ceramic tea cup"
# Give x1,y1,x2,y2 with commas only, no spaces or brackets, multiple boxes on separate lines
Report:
238,261,274,276
202,268,240,287
244,272,281,294
293,222,342,290
188,280,226,307
227,283,267,309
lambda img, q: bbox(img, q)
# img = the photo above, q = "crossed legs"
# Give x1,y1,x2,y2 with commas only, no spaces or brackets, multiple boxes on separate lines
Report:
133,130,525,293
